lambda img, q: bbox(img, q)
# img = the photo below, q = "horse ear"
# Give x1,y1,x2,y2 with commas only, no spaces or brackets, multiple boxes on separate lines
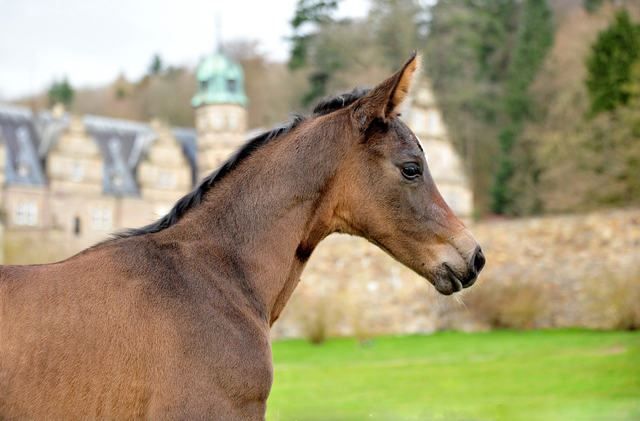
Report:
352,50,421,130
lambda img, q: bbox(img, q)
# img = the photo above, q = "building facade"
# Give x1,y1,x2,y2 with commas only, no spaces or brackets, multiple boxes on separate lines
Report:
0,53,471,264
0,104,199,263
403,81,473,220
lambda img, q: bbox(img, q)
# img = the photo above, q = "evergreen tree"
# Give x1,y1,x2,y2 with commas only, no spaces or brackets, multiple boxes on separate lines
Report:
504,0,554,124
585,9,640,116
491,0,554,214
425,0,519,214
288,0,343,105
148,54,164,76
288,0,341,70
48,78,74,107
369,0,428,70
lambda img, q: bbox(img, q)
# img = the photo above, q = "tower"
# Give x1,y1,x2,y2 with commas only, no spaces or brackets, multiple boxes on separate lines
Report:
405,81,473,221
191,52,249,180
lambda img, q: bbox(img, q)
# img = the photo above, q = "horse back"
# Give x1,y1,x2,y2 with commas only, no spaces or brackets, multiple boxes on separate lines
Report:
0,246,170,419
0,238,272,420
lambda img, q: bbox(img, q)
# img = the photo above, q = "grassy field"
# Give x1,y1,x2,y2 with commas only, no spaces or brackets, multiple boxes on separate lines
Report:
266,330,640,421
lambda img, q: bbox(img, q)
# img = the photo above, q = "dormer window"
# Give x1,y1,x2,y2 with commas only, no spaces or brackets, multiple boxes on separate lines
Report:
227,79,237,93
111,171,124,188
71,161,84,182
15,126,32,178
200,80,208,91
108,138,121,153
16,153,31,178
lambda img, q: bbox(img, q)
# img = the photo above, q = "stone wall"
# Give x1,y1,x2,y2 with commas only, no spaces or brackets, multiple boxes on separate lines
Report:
271,208,640,339
470,208,640,329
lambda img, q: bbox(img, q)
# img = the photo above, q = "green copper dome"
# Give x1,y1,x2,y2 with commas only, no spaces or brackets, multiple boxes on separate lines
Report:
191,52,249,108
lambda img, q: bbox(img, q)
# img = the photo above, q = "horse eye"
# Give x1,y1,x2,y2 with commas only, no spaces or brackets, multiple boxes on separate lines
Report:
401,164,421,180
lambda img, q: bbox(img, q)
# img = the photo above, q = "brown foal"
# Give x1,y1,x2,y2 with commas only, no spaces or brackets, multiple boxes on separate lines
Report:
0,52,484,420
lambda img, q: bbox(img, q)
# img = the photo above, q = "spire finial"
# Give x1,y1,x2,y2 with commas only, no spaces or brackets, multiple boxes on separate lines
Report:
215,12,222,53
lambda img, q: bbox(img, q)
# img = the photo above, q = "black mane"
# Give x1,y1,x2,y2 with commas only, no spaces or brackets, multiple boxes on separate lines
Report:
312,87,371,116
112,87,370,240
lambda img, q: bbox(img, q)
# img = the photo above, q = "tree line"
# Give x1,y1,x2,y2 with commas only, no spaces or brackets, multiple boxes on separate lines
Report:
30,0,640,217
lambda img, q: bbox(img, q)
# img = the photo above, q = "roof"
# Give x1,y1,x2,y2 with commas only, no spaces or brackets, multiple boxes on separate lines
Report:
0,103,198,195
191,52,249,108
82,115,156,196
171,127,198,185
0,104,48,187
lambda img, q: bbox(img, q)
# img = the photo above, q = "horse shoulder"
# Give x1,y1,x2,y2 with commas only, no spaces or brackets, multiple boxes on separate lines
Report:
114,238,274,418
0,244,180,419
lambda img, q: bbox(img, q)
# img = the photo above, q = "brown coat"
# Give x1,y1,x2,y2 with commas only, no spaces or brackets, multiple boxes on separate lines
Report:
0,53,484,420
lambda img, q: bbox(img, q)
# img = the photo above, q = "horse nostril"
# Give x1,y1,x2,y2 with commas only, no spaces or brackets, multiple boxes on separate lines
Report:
473,247,486,274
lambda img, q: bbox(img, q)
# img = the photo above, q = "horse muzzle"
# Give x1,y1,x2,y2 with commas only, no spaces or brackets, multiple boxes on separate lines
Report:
433,246,486,295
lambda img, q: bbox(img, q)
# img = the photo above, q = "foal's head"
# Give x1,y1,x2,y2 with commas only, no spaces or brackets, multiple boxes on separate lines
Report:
329,52,485,295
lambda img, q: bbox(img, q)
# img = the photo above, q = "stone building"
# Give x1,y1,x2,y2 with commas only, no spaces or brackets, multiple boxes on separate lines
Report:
191,52,249,178
403,81,473,221
0,103,195,263
0,52,470,265
0,52,249,264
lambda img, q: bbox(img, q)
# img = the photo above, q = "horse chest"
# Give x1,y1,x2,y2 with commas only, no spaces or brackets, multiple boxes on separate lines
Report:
167,306,274,405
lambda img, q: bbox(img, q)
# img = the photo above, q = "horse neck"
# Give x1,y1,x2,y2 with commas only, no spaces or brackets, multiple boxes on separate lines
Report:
164,118,349,324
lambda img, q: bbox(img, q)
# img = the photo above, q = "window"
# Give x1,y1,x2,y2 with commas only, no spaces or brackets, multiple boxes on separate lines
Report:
228,114,238,131
111,172,124,188
227,79,237,93
211,114,224,130
108,138,121,153
200,80,208,91
157,170,176,190
14,201,38,226
15,125,32,178
428,112,440,135
91,208,112,230
15,154,31,178
71,161,84,182
72,216,81,235
109,167,125,188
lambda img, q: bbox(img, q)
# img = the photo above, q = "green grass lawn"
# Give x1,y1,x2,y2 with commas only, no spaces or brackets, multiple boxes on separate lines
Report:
267,329,640,421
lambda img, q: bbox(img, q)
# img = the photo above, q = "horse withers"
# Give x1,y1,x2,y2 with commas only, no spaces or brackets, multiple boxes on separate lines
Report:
0,52,484,420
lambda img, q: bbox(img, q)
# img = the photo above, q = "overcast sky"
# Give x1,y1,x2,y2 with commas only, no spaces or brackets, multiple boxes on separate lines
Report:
0,0,370,101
